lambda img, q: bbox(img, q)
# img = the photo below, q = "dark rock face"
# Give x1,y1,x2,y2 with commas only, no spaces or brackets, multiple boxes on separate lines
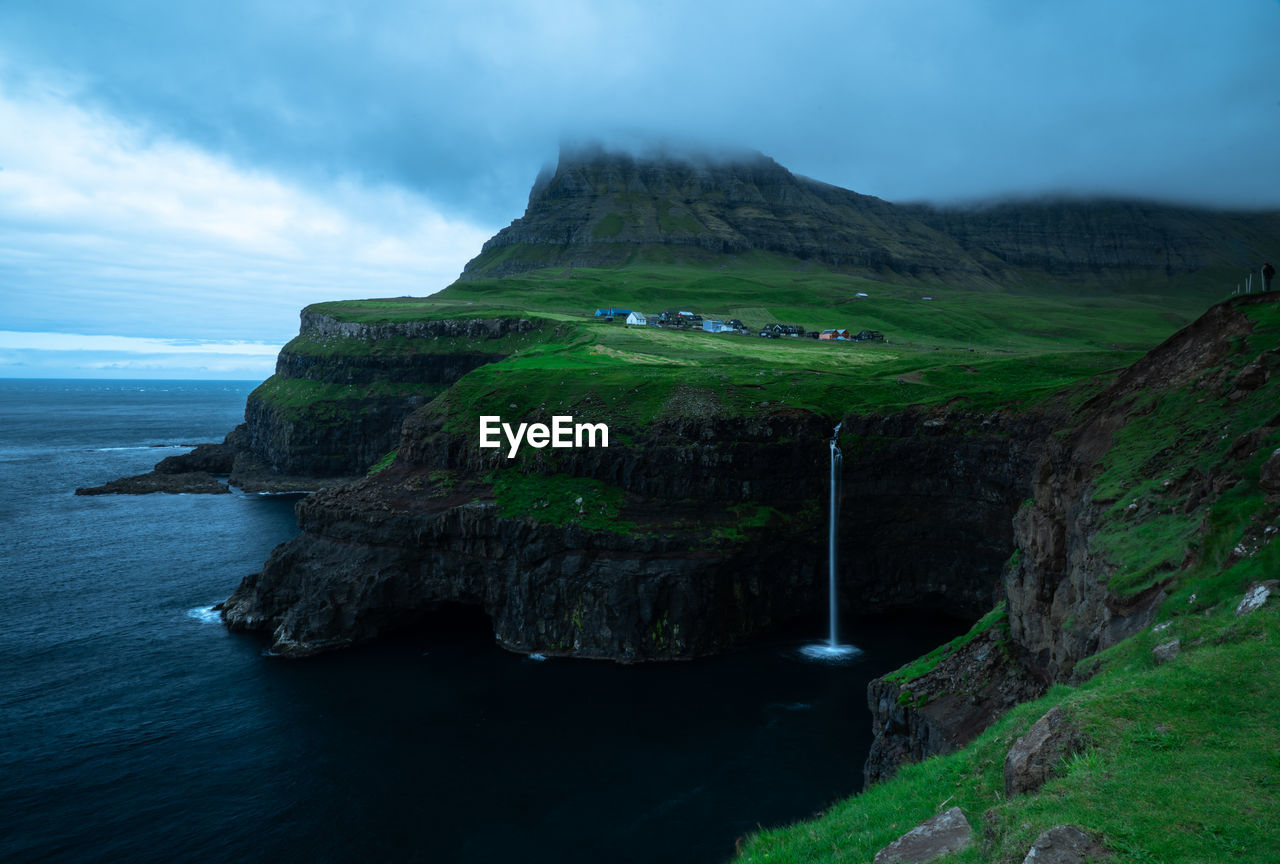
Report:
911,198,1279,284
222,477,817,659
402,406,1054,621
1004,705,1085,797
840,412,1052,620
154,442,237,474
465,146,983,282
873,807,973,864
223,405,1052,660
864,625,1045,787
241,389,420,478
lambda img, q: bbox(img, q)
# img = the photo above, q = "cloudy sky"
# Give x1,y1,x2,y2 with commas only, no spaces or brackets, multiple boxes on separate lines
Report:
2,1,1278,379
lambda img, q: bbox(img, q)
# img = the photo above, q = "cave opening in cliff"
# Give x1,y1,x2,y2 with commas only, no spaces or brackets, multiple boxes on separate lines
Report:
382,601,495,644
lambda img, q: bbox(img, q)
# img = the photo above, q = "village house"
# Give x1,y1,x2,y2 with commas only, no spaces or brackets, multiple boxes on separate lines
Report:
594,307,632,318
625,311,649,326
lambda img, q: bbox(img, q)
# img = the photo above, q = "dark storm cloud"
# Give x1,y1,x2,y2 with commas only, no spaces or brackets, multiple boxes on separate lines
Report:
3,0,1278,223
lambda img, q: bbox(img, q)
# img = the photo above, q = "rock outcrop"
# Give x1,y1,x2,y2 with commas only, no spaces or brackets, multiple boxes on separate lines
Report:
1004,294,1277,680
873,807,974,864
1021,825,1111,864
75,471,229,495
221,477,817,659
1004,705,1086,797
864,619,1045,787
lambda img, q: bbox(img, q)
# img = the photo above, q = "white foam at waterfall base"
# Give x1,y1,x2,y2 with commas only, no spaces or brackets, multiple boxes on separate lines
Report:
798,643,863,664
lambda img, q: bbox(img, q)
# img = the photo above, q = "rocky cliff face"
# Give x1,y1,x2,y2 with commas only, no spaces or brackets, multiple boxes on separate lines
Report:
863,293,1280,785
910,199,1280,283
462,144,1280,288
222,401,1053,659
862,617,1045,787
237,312,536,479
1005,293,1279,680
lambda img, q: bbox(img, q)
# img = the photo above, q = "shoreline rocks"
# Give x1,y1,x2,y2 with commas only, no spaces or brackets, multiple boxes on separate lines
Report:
75,471,230,495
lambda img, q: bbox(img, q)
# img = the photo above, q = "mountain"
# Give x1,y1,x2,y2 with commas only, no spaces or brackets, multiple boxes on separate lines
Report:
92,144,1280,861
463,143,1280,293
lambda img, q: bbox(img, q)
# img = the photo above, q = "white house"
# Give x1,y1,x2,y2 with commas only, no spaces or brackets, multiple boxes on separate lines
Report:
626,311,648,326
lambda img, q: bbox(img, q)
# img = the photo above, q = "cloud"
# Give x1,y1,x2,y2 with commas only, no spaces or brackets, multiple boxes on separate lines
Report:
2,0,1277,218
0,80,495,349
0,331,282,356
0,332,283,380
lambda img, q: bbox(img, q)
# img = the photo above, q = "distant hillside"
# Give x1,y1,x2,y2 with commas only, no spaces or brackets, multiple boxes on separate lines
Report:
461,144,1280,294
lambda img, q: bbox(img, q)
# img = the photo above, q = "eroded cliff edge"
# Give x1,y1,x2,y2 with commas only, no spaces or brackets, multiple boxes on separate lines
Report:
863,292,1280,783
220,393,1054,660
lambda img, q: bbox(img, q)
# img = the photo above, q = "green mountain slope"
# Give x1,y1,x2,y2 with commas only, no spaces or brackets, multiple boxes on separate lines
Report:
460,143,1280,299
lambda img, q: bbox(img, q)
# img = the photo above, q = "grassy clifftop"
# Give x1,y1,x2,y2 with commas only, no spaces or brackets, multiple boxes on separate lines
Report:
295,256,1228,438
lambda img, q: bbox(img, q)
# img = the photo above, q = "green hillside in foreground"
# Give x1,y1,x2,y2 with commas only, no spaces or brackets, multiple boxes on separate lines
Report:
734,296,1280,862
737,605,1280,863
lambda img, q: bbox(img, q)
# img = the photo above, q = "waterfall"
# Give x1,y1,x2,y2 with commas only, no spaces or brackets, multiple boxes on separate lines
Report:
799,423,860,662
828,428,842,646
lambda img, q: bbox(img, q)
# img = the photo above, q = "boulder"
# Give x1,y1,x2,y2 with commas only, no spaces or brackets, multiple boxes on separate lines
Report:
1235,581,1279,616
1261,449,1280,494
1230,361,1269,393
873,807,973,864
1004,706,1084,797
1151,638,1181,665
1022,825,1111,863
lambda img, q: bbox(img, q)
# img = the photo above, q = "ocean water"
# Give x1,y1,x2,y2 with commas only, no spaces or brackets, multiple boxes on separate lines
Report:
0,379,961,864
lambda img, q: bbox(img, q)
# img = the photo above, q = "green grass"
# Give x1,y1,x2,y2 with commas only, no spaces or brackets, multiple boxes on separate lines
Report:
280,324,567,359
248,377,443,424
1090,298,1280,600
278,254,1237,438
712,503,789,543
735,602,1280,864
275,256,1241,442
367,449,398,475
884,603,1008,687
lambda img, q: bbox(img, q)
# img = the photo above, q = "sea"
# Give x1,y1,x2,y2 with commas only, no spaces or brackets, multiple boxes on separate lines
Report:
0,379,961,864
